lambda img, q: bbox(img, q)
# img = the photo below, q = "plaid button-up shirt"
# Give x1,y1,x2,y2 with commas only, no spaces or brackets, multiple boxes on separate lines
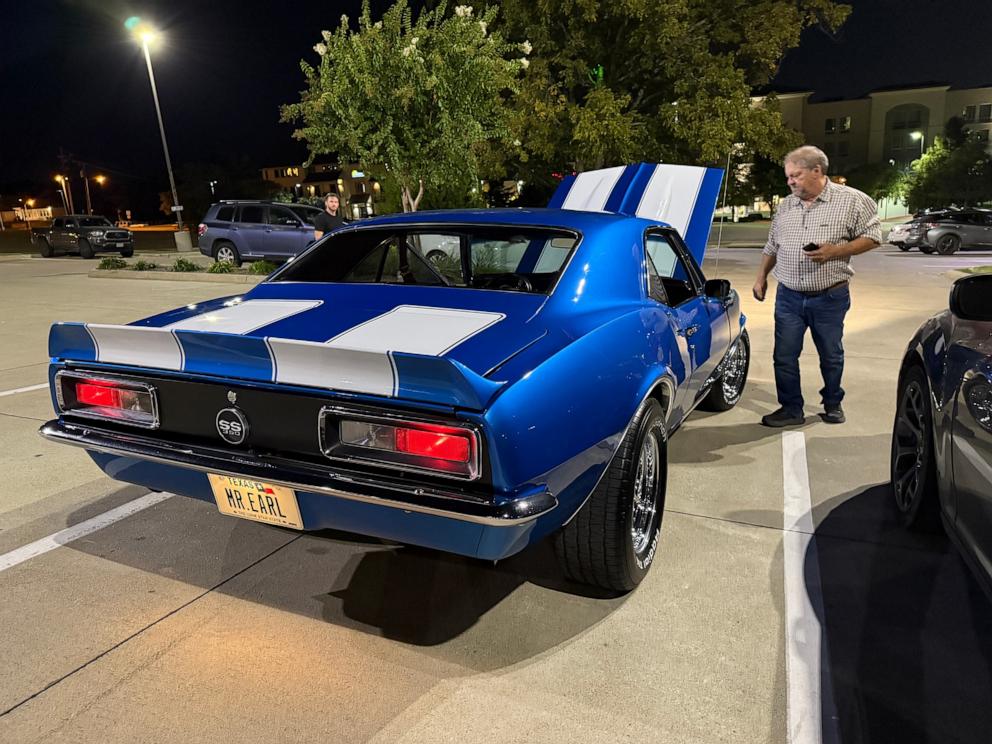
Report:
763,180,882,292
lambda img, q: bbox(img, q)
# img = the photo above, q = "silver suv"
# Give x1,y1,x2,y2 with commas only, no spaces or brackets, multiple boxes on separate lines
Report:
898,208,992,255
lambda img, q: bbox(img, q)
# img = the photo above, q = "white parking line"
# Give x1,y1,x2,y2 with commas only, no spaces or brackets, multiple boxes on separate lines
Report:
0,492,174,574
782,431,837,744
0,383,48,398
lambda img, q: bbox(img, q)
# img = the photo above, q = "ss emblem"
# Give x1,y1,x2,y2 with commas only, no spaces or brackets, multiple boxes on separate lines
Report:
216,407,249,445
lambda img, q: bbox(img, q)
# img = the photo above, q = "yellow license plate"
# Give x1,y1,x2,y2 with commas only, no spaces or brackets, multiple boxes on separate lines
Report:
208,474,303,529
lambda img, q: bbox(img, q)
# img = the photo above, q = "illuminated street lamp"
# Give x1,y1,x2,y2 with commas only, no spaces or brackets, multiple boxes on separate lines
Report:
55,174,76,213
909,130,925,159
127,17,183,230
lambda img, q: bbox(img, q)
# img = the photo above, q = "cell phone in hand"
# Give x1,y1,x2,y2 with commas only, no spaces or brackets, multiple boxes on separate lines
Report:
802,242,819,252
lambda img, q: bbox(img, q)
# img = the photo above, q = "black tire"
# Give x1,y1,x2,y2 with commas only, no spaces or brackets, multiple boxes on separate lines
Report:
78,239,94,259
425,250,447,264
554,398,667,592
935,234,960,255
891,365,940,530
699,328,750,412
896,243,911,252
38,238,53,258
213,241,242,267
120,246,134,258
919,245,935,254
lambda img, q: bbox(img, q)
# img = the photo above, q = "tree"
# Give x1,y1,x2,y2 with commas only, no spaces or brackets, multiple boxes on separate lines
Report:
843,161,905,201
281,1,525,211
902,137,992,212
726,153,791,211
485,0,849,186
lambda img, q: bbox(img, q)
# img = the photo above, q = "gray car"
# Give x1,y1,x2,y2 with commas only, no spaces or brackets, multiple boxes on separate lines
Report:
892,273,992,596
901,209,992,255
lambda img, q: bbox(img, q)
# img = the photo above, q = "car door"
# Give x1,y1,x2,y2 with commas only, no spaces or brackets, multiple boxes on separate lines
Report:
959,212,983,248
264,205,309,258
644,231,727,414
234,205,267,258
981,213,992,246
50,217,65,249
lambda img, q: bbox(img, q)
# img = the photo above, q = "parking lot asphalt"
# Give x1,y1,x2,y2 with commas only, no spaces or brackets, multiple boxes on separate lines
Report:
1,244,991,743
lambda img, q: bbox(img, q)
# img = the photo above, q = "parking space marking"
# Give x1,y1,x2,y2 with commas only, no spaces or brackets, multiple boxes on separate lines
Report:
0,492,173,574
0,383,47,398
782,431,837,744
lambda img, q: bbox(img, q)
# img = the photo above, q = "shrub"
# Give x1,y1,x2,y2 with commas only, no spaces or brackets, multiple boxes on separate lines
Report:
97,257,128,270
172,257,201,272
207,260,236,274
132,260,158,271
248,260,278,275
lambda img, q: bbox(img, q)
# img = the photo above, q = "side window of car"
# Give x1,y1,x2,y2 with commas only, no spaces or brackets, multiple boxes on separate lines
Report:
52,218,64,229
268,206,300,227
645,233,699,306
215,206,234,222
239,206,264,224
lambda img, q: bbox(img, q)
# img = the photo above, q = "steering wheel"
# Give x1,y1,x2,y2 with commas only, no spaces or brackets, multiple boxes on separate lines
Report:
484,272,533,292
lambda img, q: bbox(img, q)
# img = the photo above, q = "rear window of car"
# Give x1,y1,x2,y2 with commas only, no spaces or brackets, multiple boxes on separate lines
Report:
272,227,580,294
215,206,234,222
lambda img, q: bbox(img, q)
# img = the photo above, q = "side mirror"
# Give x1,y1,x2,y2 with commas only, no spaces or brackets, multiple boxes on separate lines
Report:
704,278,732,302
950,274,992,321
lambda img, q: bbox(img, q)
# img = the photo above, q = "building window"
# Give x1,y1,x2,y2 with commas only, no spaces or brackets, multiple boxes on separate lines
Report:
823,142,835,157
824,118,835,134
840,116,851,133
980,104,992,123
964,105,977,122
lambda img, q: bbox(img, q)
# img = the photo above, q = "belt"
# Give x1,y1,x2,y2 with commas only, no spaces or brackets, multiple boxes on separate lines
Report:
791,281,849,297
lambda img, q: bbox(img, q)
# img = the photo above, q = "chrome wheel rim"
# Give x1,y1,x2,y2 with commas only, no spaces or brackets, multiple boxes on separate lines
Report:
892,379,928,513
630,429,660,554
216,245,235,263
721,337,747,402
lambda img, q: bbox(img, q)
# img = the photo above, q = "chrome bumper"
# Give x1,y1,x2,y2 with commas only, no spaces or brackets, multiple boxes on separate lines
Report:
39,420,557,527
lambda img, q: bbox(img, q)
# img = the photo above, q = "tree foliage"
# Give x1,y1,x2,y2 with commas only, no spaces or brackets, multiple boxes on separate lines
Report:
484,0,849,189
281,1,525,211
902,136,992,212
842,161,904,201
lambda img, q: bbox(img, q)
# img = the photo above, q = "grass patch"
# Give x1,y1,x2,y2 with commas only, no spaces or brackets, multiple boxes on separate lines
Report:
248,260,278,275
961,265,992,275
173,257,202,272
132,260,158,271
207,260,236,274
97,257,128,270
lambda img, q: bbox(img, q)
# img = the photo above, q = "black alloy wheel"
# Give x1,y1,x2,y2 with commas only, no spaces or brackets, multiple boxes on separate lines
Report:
890,365,940,529
919,245,935,254
936,234,961,255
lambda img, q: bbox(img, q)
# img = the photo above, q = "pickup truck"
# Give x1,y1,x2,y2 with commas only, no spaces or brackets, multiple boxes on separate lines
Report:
32,215,134,259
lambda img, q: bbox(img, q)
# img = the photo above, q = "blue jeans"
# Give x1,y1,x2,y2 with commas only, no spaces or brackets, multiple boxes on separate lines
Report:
773,283,851,414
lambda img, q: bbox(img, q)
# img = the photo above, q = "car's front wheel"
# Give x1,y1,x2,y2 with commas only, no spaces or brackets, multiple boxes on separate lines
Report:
895,243,910,252
699,328,750,411
891,365,940,530
120,246,134,258
935,234,960,255
213,241,241,267
38,238,53,258
919,245,935,254
554,398,667,592
78,239,94,259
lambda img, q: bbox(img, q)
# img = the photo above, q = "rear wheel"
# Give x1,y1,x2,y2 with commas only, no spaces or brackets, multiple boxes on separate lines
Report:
891,365,940,530
38,238,53,258
554,398,667,592
213,241,241,267
78,239,94,259
919,245,935,254
699,328,750,412
935,234,960,255
896,243,911,252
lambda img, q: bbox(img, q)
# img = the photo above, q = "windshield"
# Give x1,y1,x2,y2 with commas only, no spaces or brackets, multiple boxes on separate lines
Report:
77,217,113,227
273,226,579,294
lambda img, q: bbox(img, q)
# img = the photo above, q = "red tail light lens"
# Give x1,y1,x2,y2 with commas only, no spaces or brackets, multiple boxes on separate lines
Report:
326,409,480,479
197,223,207,237
56,372,159,429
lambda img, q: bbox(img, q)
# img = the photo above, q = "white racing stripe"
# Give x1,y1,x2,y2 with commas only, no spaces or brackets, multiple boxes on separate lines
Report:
0,492,174,574
634,164,706,237
561,166,626,212
782,431,836,744
0,383,48,398
165,299,323,335
88,324,184,371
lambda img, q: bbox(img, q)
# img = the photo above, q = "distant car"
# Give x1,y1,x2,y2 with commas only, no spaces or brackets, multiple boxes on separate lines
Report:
40,163,749,593
197,201,326,266
31,216,134,259
892,273,992,597
886,220,914,250
897,208,992,254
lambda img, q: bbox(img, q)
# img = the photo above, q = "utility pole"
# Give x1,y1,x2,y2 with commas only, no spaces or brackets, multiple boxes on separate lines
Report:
81,166,93,214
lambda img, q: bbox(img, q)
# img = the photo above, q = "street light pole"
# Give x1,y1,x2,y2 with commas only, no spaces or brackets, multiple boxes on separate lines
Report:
140,34,183,230
81,167,93,214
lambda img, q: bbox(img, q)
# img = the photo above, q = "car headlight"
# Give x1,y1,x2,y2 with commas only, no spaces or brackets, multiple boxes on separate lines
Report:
90,230,105,238
965,379,992,433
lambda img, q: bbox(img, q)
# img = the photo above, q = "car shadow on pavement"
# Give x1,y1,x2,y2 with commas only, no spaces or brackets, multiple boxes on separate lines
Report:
810,483,992,743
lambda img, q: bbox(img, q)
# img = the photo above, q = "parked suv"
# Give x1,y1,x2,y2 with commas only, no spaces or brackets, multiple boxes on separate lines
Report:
197,201,326,265
897,208,992,255
31,215,133,259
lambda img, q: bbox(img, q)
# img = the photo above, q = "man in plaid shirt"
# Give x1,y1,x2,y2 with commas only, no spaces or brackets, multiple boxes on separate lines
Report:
753,145,882,427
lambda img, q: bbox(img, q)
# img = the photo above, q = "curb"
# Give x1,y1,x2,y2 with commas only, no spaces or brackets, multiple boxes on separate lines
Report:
88,270,265,285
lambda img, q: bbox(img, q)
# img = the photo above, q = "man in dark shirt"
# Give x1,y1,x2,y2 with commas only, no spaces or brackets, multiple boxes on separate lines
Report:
313,192,346,240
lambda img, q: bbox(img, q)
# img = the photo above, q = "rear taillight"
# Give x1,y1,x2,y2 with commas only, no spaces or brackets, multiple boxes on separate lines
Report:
56,372,158,429
197,223,207,237
321,407,480,479
922,222,939,229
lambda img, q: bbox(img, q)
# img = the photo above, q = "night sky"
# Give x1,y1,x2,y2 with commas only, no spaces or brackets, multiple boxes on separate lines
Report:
2,0,991,197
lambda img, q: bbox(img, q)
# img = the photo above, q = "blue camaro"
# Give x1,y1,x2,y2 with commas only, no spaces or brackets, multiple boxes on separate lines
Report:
40,163,748,592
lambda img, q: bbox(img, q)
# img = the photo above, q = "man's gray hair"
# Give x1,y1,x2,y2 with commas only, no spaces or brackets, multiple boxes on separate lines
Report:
784,145,829,174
